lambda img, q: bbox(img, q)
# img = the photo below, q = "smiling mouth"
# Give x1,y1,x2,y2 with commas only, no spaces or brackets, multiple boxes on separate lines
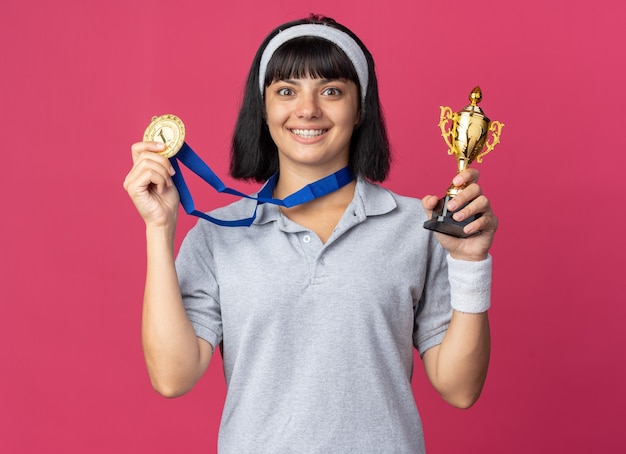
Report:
290,129,328,138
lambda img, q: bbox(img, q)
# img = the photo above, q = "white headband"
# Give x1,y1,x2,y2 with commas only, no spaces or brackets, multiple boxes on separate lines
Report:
258,24,369,104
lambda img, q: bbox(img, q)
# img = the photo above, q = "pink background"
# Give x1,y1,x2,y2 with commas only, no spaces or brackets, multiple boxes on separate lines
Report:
1,0,624,452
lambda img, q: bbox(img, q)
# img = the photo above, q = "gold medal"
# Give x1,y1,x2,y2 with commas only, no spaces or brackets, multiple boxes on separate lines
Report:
143,114,186,158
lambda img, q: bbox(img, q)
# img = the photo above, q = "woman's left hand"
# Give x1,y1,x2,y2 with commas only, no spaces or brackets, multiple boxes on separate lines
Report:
422,168,498,262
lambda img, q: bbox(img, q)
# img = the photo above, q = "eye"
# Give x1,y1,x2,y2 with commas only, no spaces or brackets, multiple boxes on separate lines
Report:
277,87,295,96
322,87,342,96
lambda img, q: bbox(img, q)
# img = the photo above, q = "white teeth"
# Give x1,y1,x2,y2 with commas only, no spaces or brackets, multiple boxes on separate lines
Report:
291,129,327,138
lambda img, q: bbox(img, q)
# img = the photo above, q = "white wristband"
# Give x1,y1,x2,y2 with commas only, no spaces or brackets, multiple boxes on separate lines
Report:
447,255,492,314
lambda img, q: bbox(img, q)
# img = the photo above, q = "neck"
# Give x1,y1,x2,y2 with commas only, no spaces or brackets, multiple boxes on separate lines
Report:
277,176,357,243
286,178,357,210
273,165,356,216
273,163,350,200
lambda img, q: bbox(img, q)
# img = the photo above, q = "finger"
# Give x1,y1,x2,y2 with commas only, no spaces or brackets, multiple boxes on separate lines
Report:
421,195,440,211
446,182,482,212
463,211,498,236
131,141,167,162
128,154,174,182
124,158,174,195
131,143,176,176
451,168,479,188
124,167,169,197
452,194,490,223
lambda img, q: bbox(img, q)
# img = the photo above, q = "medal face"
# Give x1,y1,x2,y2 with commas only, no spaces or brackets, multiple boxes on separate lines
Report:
143,114,186,158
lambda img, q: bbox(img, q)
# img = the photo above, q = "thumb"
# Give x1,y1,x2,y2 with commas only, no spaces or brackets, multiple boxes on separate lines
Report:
421,195,440,216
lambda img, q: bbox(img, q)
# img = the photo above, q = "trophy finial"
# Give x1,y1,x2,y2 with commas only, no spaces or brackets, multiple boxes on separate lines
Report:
469,86,482,106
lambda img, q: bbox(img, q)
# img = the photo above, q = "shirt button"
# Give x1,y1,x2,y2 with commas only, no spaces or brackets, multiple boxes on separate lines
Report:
302,234,311,243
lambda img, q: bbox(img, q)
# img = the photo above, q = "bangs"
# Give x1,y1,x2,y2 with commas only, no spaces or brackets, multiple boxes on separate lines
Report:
263,36,359,88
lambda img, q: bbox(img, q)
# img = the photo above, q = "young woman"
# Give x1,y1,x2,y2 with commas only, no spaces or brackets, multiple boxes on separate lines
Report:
124,14,496,454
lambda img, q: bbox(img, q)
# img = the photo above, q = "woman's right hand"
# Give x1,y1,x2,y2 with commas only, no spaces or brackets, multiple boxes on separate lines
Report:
123,142,180,227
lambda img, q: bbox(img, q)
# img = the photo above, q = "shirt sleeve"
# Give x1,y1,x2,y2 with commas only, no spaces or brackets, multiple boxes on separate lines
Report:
413,243,493,356
413,239,453,356
175,222,223,350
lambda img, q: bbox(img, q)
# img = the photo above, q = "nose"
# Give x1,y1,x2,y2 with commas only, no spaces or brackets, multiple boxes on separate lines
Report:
296,92,321,119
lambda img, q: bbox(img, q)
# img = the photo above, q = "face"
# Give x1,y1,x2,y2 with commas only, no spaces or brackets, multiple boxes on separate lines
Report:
264,76,360,176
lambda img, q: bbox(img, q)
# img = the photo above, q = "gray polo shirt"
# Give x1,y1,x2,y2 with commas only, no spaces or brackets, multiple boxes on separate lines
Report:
176,178,490,453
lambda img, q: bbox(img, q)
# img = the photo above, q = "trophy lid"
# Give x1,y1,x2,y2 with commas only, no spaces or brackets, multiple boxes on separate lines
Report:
469,86,482,106
460,86,488,120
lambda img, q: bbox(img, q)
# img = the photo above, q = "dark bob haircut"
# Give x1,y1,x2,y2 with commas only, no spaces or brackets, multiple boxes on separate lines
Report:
230,14,391,182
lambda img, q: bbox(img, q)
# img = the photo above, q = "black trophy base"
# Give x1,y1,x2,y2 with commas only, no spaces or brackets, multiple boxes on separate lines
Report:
423,194,482,238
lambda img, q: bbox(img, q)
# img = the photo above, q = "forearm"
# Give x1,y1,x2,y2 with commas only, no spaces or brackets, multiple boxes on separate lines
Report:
142,225,211,397
425,311,490,408
423,254,492,408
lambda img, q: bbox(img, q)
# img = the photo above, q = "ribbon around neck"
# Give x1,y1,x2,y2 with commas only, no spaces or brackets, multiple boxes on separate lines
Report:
169,143,354,226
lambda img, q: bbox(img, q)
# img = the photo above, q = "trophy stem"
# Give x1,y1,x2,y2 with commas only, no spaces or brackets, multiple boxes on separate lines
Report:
457,157,469,173
445,158,470,197
446,184,463,197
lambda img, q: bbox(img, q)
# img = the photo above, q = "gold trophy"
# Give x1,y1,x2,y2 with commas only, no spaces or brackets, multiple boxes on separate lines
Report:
423,86,504,238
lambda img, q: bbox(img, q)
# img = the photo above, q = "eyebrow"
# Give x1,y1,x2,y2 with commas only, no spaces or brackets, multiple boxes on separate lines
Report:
276,78,345,85
270,78,347,87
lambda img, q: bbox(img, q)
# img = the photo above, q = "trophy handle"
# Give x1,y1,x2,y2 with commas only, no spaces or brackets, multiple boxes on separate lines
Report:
438,106,458,156
476,120,504,163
